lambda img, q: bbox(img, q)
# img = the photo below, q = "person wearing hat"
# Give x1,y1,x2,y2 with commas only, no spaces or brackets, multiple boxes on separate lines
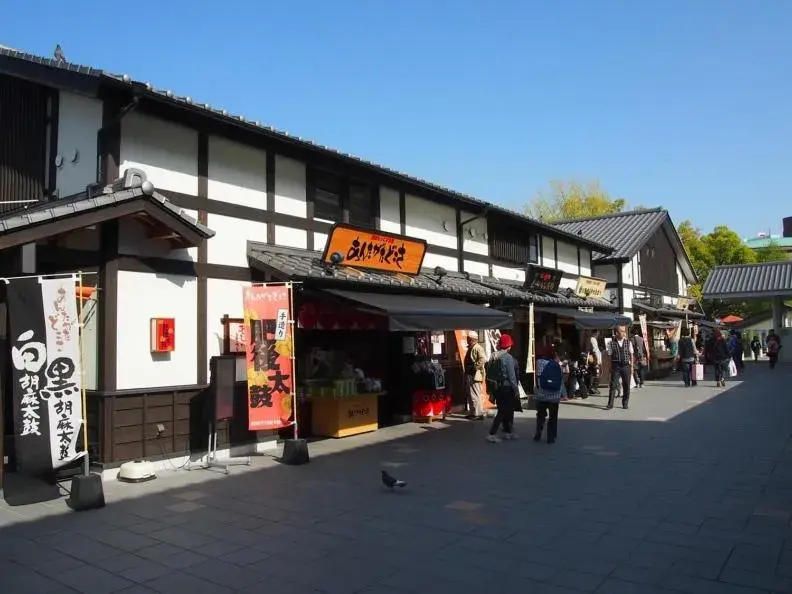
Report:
463,331,487,420
485,333,521,442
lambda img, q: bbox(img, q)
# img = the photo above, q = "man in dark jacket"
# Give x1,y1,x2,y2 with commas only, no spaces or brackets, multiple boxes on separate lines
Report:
486,334,521,443
631,328,648,388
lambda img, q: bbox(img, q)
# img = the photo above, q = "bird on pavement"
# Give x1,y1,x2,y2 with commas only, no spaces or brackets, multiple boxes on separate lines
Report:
54,44,67,63
381,470,406,490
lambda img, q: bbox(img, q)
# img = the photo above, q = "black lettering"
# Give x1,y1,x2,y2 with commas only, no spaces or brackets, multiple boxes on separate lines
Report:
249,384,274,408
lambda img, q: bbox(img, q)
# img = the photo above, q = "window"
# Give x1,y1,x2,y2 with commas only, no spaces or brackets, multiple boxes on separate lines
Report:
489,224,539,265
313,170,342,222
529,235,539,264
349,183,374,228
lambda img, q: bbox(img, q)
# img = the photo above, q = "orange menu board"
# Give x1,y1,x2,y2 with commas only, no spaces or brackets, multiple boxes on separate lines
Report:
454,330,495,410
321,224,427,275
243,285,295,431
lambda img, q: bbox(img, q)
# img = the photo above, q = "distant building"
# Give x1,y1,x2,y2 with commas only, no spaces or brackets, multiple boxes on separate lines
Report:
744,217,792,260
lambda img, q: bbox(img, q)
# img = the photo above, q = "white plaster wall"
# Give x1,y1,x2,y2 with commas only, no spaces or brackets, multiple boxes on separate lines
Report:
275,226,308,249
622,259,635,285
631,254,641,286
314,232,328,252
118,209,199,262
380,187,401,234
622,286,635,312
464,260,489,276
579,248,592,277
274,156,306,217
422,252,458,272
676,263,688,296
56,92,102,197
116,271,197,390
404,194,456,249
493,265,525,283
207,214,268,267
556,240,578,275
559,276,577,291
208,136,266,208
541,236,556,268
594,264,618,283
120,112,198,195
80,296,98,391
460,212,488,256
206,278,250,379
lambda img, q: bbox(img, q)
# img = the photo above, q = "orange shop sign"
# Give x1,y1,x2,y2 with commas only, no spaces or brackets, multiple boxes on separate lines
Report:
243,285,295,431
321,224,427,275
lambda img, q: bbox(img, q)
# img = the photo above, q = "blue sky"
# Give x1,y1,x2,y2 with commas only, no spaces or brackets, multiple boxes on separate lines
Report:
3,1,791,238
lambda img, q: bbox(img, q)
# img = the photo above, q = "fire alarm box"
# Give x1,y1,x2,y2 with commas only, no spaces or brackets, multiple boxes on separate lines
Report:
151,318,175,353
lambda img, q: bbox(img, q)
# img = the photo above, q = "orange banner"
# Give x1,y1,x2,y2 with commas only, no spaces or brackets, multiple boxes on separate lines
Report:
454,330,495,410
321,224,427,275
243,285,295,431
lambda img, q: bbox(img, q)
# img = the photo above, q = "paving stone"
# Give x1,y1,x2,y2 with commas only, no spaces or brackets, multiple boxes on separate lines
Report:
54,564,135,594
145,571,234,594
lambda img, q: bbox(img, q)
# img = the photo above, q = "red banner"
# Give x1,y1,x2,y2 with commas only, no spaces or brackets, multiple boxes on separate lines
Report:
243,285,295,431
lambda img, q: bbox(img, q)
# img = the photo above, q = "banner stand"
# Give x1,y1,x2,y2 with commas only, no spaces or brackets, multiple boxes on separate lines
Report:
187,420,251,475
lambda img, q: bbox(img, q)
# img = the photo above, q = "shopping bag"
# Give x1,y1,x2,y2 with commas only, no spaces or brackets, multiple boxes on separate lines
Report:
728,360,737,378
693,363,704,381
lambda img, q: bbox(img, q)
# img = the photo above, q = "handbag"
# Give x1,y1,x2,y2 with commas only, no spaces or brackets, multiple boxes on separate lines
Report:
693,363,704,381
728,359,737,378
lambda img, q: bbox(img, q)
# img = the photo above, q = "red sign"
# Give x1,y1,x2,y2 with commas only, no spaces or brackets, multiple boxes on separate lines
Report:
243,285,295,431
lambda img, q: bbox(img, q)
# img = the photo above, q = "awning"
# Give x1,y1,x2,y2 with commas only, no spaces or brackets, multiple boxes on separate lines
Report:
534,306,631,330
324,289,513,331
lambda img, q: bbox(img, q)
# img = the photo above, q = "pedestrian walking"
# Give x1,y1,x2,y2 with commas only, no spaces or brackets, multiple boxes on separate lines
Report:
463,331,486,420
485,334,521,443
750,335,761,362
586,330,603,395
533,352,563,444
766,330,781,370
607,325,634,410
710,330,731,387
678,327,699,387
631,328,647,388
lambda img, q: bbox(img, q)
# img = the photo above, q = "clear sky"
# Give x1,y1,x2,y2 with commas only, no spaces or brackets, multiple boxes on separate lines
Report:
3,1,790,238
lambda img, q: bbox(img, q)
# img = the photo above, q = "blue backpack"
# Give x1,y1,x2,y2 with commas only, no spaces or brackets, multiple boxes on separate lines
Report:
538,359,563,392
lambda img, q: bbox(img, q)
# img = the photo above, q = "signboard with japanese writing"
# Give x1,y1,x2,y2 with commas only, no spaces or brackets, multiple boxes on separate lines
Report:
243,285,295,431
6,277,86,476
321,224,427,275
523,265,563,294
574,275,607,299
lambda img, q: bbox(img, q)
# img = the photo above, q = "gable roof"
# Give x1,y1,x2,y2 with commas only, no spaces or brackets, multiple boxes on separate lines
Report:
552,208,668,261
0,46,613,255
702,261,792,300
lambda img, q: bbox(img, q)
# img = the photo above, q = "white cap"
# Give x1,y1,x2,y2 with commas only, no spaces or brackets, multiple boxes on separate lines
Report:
468,331,479,340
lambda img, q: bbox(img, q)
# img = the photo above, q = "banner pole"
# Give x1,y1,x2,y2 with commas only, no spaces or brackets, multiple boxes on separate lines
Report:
288,282,298,440
77,272,90,476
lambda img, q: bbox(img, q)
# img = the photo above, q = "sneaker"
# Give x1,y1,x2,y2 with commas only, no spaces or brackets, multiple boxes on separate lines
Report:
486,435,501,443
533,433,542,442
504,433,519,440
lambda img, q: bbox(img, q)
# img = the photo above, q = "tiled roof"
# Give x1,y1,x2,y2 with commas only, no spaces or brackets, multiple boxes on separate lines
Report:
0,182,214,238
632,299,704,319
247,243,500,298
702,261,792,299
248,242,617,309
0,46,613,254
552,208,669,261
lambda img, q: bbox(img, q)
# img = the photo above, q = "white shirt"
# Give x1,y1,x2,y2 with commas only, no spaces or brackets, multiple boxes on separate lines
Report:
590,336,602,364
607,337,634,362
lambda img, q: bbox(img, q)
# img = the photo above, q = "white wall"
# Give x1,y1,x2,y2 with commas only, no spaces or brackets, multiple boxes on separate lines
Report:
676,263,688,296
207,136,266,208
541,236,556,268
80,296,98,391
622,258,636,285
116,271,198,390
274,156,308,249
56,92,103,197
631,253,641,286
120,112,198,195
492,265,525,283
118,211,199,262
579,248,592,277
379,187,401,234
463,260,489,276
207,214,268,267
460,212,488,256
206,278,250,379
556,240,578,275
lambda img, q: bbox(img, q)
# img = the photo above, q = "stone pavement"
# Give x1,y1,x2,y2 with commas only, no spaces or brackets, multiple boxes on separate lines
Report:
2,363,792,594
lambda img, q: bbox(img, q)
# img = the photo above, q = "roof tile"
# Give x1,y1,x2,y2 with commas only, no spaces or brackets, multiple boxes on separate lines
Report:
702,261,792,298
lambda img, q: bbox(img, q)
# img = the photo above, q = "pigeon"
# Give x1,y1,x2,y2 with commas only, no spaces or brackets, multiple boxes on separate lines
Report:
54,45,67,64
381,470,406,490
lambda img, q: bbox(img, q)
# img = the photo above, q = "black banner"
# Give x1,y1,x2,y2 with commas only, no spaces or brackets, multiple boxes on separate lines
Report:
7,278,53,476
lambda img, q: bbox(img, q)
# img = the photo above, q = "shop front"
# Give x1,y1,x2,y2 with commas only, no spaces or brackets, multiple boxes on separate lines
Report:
246,225,513,439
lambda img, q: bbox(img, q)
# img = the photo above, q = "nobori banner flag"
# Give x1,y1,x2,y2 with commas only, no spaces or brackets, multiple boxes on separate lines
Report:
7,277,86,475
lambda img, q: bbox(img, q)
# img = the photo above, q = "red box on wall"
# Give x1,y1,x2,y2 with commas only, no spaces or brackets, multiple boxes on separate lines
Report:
412,389,450,420
150,318,175,353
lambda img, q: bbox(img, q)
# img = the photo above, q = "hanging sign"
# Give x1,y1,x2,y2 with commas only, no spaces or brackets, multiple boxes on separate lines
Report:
527,302,535,374
524,265,563,294
574,275,607,299
6,277,85,476
638,313,651,371
676,297,692,310
321,224,427,275
243,285,295,431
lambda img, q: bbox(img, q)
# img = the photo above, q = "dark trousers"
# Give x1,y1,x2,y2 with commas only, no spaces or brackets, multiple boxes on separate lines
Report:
608,363,631,408
769,354,778,369
489,387,515,435
586,364,600,393
714,359,729,382
535,401,559,442
681,361,697,386
633,362,646,387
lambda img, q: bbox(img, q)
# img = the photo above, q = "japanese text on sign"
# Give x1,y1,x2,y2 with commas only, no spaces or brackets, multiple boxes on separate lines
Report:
11,330,47,438
321,225,427,275
275,309,289,341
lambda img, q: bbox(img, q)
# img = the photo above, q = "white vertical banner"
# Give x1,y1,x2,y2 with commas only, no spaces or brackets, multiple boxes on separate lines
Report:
526,302,535,374
638,313,650,371
39,277,85,468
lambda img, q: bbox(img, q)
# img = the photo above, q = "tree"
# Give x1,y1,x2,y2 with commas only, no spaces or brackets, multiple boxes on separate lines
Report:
525,179,628,222
755,239,788,263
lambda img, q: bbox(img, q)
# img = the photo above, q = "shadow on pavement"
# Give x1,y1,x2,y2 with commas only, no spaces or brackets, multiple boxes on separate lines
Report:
1,364,791,593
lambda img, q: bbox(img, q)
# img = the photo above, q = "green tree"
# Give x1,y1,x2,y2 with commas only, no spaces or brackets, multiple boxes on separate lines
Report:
525,179,628,222
755,239,788,263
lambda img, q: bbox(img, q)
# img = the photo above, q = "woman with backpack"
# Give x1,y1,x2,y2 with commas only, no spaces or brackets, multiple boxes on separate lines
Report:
485,334,522,443
533,349,563,443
